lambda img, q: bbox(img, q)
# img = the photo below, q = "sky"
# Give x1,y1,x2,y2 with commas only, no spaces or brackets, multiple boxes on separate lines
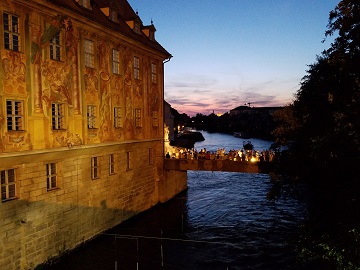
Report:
128,0,340,116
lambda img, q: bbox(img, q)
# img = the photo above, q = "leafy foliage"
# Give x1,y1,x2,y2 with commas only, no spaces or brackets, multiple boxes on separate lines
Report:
271,1,360,269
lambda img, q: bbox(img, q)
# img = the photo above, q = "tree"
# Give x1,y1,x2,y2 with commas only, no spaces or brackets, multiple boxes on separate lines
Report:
284,1,360,268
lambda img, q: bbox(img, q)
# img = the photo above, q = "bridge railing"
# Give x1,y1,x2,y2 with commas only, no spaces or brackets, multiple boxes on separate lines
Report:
164,158,275,174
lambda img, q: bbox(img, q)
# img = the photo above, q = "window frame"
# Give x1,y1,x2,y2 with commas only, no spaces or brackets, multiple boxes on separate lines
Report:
50,31,62,61
6,99,24,131
79,0,92,9
148,148,153,165
126,151,131,171
1,169,16,202
3,12,20,51
46,163,57,191
113,106,122,128
109,154,115,175
112,49,121,75
133,56,140,80
91,157,99,179
151,63,157,83
51,103,65,130
135,108,142,128
152,110,159,127
84,39,95,68
87,105,97,129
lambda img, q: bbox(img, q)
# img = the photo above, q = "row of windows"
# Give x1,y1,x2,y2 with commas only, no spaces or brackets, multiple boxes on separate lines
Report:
3,12,158,83
4,99,159,131
1,149,154,202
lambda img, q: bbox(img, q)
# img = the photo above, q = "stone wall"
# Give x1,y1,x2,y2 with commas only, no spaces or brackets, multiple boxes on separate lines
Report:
0,141,187,270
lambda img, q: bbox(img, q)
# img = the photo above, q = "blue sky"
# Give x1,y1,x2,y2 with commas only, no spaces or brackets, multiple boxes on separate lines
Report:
128,0,340,116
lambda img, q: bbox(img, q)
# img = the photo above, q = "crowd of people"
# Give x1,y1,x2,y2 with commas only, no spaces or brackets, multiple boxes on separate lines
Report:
165,147,277,162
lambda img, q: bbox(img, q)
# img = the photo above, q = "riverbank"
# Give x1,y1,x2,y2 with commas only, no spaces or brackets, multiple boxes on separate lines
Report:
170,131,205,149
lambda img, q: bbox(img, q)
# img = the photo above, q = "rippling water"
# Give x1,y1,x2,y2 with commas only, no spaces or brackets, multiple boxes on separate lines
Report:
45,132,307,270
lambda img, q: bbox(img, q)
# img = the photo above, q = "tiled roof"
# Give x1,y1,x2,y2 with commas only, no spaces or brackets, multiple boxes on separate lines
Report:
48,0,171,58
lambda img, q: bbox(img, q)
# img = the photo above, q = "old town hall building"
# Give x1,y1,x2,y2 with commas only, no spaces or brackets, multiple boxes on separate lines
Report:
0,0,186,269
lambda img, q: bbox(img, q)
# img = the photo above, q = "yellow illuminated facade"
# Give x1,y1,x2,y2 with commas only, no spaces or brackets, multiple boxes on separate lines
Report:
0,0,186,269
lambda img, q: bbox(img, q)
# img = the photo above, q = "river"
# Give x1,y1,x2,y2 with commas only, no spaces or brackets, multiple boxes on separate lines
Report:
44,132,308,270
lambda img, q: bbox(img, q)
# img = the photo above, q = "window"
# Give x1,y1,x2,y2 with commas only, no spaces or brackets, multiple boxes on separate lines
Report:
84,39,95,68
52,103,65,130
79,0,92,9
112,49,120,74
151,63,157,83
126,151,131,171
91,157,99,179
109,154,115,175
46,163,57,190
6,100,24,131
134,22,140,34
3,13,20,51
152,110,158,127
50,32,61,61
1,169,16,201
87,105,96,128
133,56,140,79
114,107,122,128
135,108,141,128
148,148,153,165
109,9,118,22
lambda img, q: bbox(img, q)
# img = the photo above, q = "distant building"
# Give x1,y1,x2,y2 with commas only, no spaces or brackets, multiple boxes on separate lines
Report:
230,105,282,139
0,1,187,269
230,105,281,117
164,100,175,142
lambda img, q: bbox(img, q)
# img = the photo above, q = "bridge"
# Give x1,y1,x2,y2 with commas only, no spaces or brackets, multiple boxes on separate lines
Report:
164,158,275,174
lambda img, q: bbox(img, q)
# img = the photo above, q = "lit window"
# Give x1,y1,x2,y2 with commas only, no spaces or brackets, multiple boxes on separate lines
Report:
109,154,115,175
3,13,20,51
126,151,131,171
50,32,61,61
52,103,65,130
151,63,157,83
114,107,122,128
6,100,24,131
87,105,96,128
133,56,140,79
91,157,99,179
112,49,120,74
46,163,57,190
135,108,141,128
84,39,95,68
152,110,158,127
1,169,16,201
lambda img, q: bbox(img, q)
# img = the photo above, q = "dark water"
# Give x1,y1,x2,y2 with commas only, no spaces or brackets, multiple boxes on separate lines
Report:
45,132,307,270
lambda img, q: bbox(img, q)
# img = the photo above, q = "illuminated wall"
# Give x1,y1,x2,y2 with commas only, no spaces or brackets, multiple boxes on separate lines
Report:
0,1,184,269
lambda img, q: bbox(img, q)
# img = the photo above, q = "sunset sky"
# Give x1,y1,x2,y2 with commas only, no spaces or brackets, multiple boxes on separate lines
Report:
128,0,340,116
